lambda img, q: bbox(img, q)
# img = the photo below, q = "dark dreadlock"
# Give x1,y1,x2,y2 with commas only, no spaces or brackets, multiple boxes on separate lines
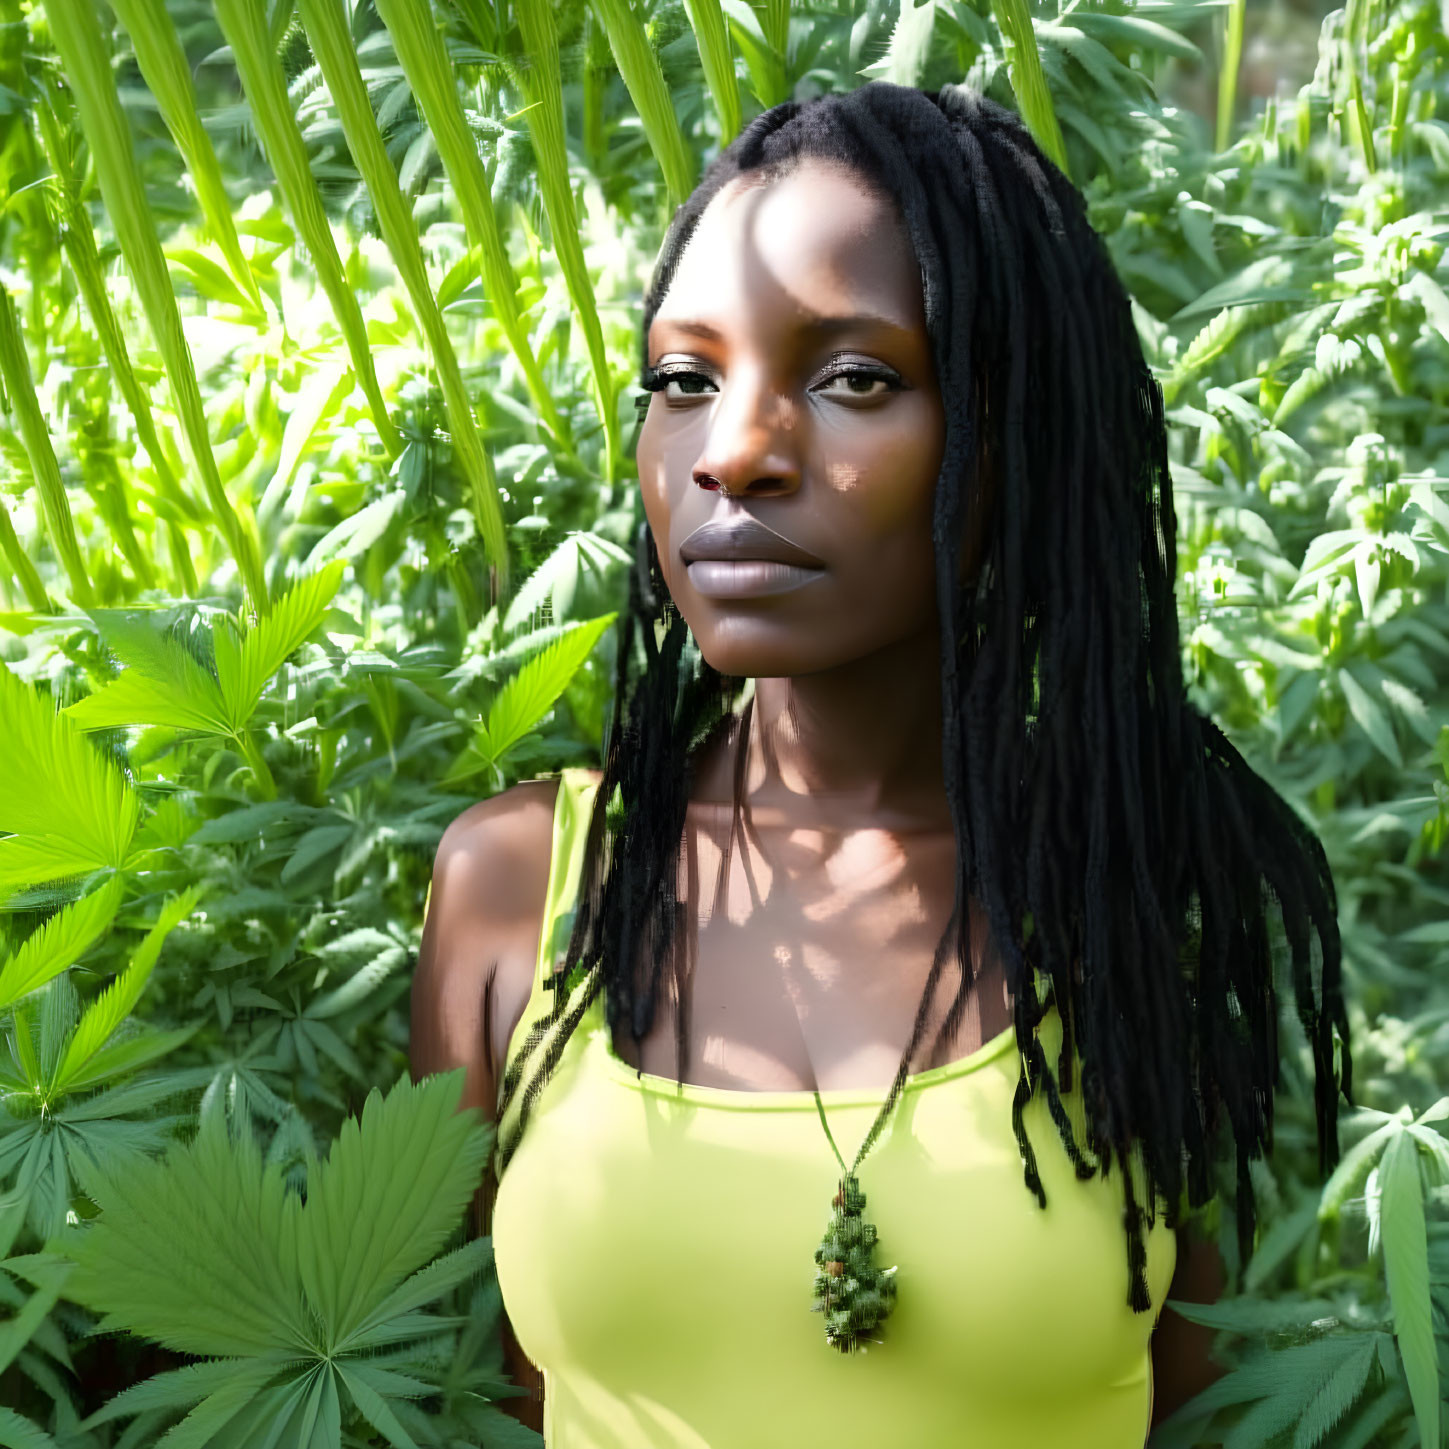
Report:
492,80,1352,1312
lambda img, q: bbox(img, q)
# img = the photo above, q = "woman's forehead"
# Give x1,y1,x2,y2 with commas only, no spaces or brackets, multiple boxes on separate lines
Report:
652,161,923,346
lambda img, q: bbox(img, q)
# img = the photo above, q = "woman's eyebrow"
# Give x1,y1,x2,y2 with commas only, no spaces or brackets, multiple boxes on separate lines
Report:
654,312,915,343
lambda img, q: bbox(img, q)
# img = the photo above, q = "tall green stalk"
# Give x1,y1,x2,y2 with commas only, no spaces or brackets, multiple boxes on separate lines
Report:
295,0,509,597
682,0,742,146
1341,0,1379,172
0,494,52,613
0,282,92,606
587,0,696,209
1216,0,1246,153
581,10,611,171
39,0,268,611
210,0,403,462
511,0,620,489
990,0,1070,176
104,0,267,318
370,0,570,452
31,88,198,536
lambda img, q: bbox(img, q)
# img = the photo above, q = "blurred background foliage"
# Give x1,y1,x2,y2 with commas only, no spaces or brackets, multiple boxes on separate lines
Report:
0,0,1446,1443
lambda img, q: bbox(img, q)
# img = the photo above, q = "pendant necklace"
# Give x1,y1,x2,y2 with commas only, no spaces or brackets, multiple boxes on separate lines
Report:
809,1085,901,1353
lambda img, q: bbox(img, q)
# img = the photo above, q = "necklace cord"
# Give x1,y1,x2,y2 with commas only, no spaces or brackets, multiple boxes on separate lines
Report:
813,1090,849,1175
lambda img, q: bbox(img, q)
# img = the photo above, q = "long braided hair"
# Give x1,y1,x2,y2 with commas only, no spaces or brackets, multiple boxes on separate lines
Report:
492,80,1352,1312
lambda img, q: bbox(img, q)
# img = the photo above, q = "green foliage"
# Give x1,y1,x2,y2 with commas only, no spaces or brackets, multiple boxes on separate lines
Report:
0,879,123,1012
0,0,1446,1443
444,613,618,783
54,1071,497,1447
0,665,139,897
67,563,345,735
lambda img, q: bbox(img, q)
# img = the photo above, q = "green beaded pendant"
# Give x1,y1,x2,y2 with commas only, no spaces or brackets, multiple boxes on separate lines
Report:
810,1171,899,1353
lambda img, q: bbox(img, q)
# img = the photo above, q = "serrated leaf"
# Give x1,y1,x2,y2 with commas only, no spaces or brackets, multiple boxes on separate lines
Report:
52,1022,199,1092
299,1071,492,1348
51,888,200,1094
52,1069,494,1391
150,1358,292,1449
214,562,346,732
0,1406,60,1449
335,1365,419,1449
501,532,628,634
0,666,139,894
466,1404,550,1447
77,1354,289,1431
445,613,615,781
56,1066,214,1122
59,1106,316,1356
1172,1334,1372,1418
1380,1129,1439,1449
0,877,124,1010
1292,1337,1377,1449
1335,1383,1413,1449
305,946,407,1020
351,1237,493,1336
65,613,229,734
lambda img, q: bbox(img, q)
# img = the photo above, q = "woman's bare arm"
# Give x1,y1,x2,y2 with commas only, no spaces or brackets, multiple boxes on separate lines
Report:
410,783,560,1435
1149,1224,1228,1432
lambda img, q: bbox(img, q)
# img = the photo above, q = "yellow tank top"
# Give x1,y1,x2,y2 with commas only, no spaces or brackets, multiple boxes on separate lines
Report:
491,767,1178,1448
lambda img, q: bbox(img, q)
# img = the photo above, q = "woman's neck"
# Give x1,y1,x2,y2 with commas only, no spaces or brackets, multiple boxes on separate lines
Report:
696,627,951,831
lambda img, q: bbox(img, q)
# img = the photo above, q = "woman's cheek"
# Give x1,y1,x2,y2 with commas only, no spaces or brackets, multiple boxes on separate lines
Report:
635,440,680,590
827,428,940,541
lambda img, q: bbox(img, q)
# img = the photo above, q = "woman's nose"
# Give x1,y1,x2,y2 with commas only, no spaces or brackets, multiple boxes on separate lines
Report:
689,371,802,498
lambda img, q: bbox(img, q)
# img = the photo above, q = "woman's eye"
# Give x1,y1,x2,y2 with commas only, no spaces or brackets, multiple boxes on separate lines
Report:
643,363,903,404
658,369,716,399
813,367,901,399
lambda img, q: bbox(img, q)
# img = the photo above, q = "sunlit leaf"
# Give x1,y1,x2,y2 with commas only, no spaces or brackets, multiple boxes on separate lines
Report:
208,0,400,462
213,562,346,732
0,877,124,1011
0,666,139,896
66,612,229,735
51,888,201,1095
445,613,615,780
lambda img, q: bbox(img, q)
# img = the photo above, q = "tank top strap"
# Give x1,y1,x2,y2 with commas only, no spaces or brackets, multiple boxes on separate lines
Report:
498,767,603,1131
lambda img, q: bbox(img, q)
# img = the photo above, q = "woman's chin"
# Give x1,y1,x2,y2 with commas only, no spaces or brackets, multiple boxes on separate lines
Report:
691,628,853,681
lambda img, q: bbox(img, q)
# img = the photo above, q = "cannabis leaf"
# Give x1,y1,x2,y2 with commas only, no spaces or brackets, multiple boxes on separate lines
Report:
444,612,616,782
0,666,140,900
54,1070,496,1448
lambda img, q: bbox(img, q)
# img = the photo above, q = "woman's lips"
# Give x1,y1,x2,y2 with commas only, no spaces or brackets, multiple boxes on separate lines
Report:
684,559,826,599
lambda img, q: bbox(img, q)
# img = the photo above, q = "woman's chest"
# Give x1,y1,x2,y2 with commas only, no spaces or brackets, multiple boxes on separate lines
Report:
492,1027,1176,1415
612,822,1015,1092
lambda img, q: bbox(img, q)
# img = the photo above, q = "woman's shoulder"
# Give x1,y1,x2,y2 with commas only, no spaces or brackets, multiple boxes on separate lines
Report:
418,770,604,1101
433,768,603,902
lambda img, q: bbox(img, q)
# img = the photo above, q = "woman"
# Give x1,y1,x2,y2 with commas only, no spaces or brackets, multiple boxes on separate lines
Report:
411,82,1350,1446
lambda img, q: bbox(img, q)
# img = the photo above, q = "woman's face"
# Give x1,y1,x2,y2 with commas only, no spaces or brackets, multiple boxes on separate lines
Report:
635,156,947,679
